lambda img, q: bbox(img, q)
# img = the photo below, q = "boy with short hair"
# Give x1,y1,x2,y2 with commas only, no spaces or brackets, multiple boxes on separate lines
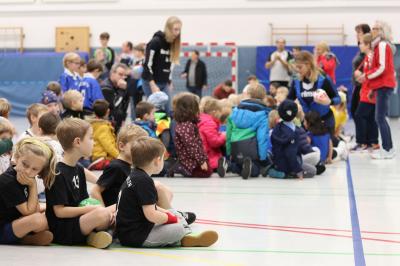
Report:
99,32,115,72
87,99,118,170
61,90,84,119
134,101,157,138
80,59,105,113
213,80,235,100
18,103,48,140
91,124,196,223
45,118,114,249
226,83,271,179
116,136,218,248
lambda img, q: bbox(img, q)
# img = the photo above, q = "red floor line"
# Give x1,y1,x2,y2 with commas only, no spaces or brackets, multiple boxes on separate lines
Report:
197,219,400,235
197,221,400,244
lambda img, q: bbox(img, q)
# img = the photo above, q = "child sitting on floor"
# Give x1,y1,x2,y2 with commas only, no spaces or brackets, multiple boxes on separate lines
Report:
116,136,218,248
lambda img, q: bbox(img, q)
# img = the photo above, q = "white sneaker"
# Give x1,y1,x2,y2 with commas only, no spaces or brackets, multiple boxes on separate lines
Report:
370,149,396,160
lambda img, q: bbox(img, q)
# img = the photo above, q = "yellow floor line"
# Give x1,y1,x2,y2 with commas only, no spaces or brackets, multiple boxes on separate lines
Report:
111,248,244,266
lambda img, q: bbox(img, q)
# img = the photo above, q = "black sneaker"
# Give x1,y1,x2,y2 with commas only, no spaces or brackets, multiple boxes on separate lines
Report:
178,211,196,225
316,163,326,175
217,157,227,178
241,157,252,180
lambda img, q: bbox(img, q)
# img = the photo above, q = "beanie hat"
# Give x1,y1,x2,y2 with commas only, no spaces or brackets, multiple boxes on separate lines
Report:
147,91,169,110
278,100,298,122
41,90,59,105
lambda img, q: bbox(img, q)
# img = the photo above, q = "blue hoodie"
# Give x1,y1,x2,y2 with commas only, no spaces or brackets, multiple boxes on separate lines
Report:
230,99,270,161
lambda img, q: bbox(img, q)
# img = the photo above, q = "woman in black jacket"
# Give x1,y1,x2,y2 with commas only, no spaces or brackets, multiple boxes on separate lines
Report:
142,16,182,112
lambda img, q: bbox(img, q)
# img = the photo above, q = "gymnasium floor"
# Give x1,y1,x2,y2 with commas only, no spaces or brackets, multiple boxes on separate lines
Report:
1,117,400,266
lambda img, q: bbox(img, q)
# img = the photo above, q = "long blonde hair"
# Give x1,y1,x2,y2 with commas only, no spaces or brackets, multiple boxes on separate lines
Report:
295,51,320,83
164,16,182,64
13,138,58,189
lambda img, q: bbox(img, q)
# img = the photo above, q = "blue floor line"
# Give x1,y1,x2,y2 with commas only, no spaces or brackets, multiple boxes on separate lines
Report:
346,158,366,266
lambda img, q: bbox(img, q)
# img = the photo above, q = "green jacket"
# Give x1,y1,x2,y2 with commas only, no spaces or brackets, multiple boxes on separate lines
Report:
0,139,13,156
226,117,256,156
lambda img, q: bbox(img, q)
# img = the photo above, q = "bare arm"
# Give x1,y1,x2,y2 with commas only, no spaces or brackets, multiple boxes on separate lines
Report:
84,168,98,184
142,204,168,225
53,205,99,218
15,176,39,216
90,184,105,206
265,57,276,69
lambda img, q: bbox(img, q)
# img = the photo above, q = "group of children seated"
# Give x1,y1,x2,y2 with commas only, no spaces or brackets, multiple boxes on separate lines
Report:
0,47,352,249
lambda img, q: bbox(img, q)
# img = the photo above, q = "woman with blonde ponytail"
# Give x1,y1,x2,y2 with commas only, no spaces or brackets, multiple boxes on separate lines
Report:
142,16,182,112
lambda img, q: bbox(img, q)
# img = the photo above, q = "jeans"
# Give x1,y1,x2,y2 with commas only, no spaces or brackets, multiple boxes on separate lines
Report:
230,160,261,177
142,80,171,113
187,86,202,98
375,88,393,151
355,102,379,145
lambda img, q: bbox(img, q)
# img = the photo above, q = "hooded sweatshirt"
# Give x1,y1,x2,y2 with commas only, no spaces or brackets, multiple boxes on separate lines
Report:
142,31,172,83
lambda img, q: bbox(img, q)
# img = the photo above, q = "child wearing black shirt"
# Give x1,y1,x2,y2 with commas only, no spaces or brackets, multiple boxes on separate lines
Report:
116,136,218,248
0,138,57,245
91,124,196,224
45,118,114,249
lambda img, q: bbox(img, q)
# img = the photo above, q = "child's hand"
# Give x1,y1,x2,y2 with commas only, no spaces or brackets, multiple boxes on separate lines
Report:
200,162,208,171
17,172,36,187
368,90,375,101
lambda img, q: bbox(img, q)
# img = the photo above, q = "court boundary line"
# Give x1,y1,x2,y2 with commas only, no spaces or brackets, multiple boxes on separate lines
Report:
346,157,366,266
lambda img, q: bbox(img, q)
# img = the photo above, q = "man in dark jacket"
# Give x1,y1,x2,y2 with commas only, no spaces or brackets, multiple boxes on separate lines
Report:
180,51,208,98
101,63,130,133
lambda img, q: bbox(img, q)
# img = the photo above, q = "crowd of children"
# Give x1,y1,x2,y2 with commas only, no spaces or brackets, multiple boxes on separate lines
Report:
0,19,396,250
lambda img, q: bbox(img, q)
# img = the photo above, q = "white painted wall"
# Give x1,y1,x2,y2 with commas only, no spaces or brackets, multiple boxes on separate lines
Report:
0,0,399,48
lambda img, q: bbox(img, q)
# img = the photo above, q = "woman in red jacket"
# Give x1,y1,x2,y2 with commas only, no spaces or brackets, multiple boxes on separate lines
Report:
358,21,396,159
315,41,339,84
198,97,226,172
354,33,379,152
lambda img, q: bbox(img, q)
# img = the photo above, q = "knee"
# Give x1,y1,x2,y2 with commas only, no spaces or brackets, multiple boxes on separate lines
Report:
93,208,111,226
30,213,47,231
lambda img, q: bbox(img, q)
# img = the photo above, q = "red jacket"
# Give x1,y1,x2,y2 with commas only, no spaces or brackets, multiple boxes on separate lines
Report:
360,52,376,104
317,53,337,84
365,38,396,90
213,84,235,99
174,120,209,172
198,113,226,169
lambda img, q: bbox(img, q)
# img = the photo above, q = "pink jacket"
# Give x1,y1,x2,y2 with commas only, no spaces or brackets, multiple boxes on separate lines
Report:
198,113,226,169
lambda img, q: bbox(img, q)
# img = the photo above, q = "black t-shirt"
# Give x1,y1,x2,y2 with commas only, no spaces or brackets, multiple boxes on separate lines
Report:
97,159,131,207
45,162,89,230
116,168,158,247
0,167,29,225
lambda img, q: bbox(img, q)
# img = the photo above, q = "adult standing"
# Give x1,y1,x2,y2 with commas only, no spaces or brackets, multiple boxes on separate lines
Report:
288,51,341,135
265,38,292,88
358,21,396,159
180,50,208,98
351,24,371,119
142,16,182,112
315,41,339,84
101,63,130,133
351,24,371,151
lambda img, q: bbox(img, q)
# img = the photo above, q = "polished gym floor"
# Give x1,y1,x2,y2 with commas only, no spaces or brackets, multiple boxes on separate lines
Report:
1,117,400,266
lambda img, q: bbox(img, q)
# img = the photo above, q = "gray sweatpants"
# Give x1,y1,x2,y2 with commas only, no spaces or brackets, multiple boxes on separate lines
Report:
142,209,192,247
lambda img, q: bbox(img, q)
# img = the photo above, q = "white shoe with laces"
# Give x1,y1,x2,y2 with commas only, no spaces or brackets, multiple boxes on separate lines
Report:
370,149,395,160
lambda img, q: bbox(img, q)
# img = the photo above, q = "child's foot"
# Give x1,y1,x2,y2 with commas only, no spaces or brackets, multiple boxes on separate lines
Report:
268,168,286,179
87,231,113,249
178,211,196,225
181,231,218,247
217,157,228,178
241,157,252,180
20,230,53,246
316,163,326,175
